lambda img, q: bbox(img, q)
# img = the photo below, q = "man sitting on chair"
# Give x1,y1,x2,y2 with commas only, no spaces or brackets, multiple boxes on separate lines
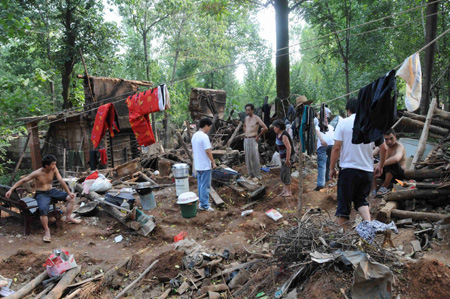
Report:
372,129,407,196
6,154,80,242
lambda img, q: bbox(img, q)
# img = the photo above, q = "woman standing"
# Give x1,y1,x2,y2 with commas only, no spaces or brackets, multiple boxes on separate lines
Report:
272,120,293,197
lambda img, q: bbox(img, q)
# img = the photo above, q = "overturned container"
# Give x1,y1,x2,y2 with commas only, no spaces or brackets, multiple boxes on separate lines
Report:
134,182,156,210
177,192,198,218
172,163,190,196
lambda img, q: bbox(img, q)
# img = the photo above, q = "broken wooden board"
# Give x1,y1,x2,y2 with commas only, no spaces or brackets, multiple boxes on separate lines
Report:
114,158,141,178
210,187,224,206
237,178,259,192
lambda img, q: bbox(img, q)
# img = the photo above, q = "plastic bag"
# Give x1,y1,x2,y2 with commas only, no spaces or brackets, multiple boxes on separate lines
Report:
270,152,282,167
90,174,112,192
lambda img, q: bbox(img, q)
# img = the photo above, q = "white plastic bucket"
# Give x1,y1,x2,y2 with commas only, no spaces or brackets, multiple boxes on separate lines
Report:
175,177,189,196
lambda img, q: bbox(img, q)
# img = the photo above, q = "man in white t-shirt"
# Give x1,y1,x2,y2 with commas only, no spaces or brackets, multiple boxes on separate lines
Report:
329,98,387,228
315,118,334,191
191,118,217,212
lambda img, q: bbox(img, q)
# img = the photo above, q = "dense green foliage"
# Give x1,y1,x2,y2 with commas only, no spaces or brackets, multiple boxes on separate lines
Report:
1,0,450,136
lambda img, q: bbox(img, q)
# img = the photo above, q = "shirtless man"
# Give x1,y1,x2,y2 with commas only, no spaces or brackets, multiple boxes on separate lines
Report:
6,154,81,242
371,129,407,196
243,103,268,180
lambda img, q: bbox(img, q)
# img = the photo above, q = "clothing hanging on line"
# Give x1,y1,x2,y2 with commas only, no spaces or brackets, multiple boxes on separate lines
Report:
396,53,422,111
126,84,170,146
91,103,120,149
262,103,271,128
89,150,100,170
352,70,396,145
298,105,316,155
99,148,107,165
68,150,84,168
319,103,328,133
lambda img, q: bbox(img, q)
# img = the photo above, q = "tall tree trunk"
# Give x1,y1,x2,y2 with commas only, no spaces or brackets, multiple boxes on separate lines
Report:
142,31,158,141
420,0,439,115
274,0,290,99
447,70,450,112
344,0,351,101
61,1,75,109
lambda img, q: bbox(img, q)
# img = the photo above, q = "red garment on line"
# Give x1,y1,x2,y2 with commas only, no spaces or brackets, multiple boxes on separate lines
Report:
99,148,107,165
91,103,120,149
126,84,169,146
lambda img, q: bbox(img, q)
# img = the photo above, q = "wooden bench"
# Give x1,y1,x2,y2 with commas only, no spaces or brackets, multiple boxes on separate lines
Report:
0,184,62,235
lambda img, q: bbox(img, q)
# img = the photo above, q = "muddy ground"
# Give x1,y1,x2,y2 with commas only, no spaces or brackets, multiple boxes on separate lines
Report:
1,164,449,298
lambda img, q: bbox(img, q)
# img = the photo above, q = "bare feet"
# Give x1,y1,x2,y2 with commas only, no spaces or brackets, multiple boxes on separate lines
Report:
65,217,82,224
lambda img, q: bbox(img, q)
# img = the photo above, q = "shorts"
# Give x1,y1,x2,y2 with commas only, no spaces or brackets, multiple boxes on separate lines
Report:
382,163,405,180
35,189,68,216
280,159,291,185
336,168,372,219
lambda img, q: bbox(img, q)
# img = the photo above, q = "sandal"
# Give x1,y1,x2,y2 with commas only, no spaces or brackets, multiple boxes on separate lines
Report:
43,235,51,243
376,187,389,197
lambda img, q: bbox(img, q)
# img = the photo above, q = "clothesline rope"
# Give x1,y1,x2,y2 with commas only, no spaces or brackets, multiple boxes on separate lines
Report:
312,26,450,109
0,1,446,135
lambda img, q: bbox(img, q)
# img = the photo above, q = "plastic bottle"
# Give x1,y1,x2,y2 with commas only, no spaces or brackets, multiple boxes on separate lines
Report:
120,199,130,213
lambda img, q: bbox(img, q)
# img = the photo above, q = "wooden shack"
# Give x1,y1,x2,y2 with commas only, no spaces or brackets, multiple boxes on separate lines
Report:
10,76,154,173
189,88,227,122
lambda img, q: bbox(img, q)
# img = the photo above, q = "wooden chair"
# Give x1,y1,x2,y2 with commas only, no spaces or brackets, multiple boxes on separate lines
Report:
0,184,62,235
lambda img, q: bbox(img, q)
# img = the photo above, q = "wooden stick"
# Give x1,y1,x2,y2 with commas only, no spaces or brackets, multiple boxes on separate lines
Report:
5,270,48,299
67,273,103,288
390,209,446,222
43,265,81,299
9,133,31,185
33,282,55,299
225,122,242,148
113,260,159,299
410,97,438,170
186,119,191,141
63,148,66,178
64,288,82,299
79,48,95,103
176,132,193,163
297,139,304,226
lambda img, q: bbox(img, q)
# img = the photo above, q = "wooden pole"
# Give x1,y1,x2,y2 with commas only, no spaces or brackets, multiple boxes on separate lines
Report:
390,209,446,222
434,108,450,121
186,119,191,141
401,116,448,136
385,188,450,202
4,270,48,299
9,133,31,185
225,122,242,148
26,121,42,170
63,148,66,178
176,132,193,163
79,49,95,103
113,260,158,299
410,97,438,170
403,111,450,129
43,265,81,299
297,140,304,225
403,169,443,179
